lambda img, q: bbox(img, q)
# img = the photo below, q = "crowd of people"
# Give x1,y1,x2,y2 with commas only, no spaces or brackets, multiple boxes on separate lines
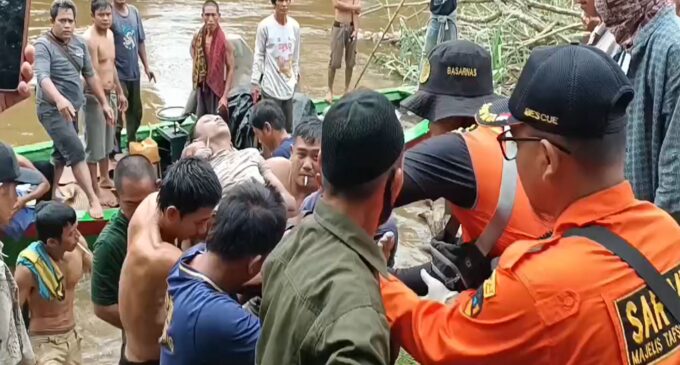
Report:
1,0,680,364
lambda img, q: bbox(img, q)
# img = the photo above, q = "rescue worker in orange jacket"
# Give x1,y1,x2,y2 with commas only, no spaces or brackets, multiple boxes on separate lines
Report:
381,44,680,365
394,40,550,294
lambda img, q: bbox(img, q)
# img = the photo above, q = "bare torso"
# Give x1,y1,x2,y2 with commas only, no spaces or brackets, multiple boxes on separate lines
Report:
27,249,84,335
335,0,356,23
119,193,182,362
83,27,116,91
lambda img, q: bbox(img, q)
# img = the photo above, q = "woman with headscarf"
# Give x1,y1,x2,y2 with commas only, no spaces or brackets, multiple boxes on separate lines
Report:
589,0,680,222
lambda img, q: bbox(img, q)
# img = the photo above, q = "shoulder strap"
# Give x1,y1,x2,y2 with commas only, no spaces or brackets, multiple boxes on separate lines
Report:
564,226,680,322
475,127,517,256
46,32,82,74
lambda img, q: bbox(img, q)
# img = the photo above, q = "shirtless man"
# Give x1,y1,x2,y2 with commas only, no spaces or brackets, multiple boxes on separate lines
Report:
118,158,222,364
265,116,321,208
326,0,360,102
82,0,128,206
15,201,92,365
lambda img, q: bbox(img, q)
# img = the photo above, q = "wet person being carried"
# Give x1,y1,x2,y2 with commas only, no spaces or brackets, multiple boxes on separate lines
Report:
160,182,287,365
15,201,92,365
118,158,221,365
256,90,405,364
191,0,234,120
34,0,114,219
82,0,129,207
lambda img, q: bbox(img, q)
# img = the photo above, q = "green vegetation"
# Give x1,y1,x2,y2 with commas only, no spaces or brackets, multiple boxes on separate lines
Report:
396,349,420,365
373,0,585,95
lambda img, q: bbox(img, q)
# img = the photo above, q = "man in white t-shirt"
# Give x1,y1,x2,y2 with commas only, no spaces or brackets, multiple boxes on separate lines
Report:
251,0,301,133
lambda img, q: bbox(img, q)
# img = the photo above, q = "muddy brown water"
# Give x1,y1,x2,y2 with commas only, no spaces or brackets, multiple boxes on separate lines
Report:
3,1,439,362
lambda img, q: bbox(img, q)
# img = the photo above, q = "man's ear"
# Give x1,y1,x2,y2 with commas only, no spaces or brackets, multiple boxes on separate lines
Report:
539,140,561,182
46,237,60,248
155,179,162,190
248,255,265,277
166,206,181,223
264,122,272,133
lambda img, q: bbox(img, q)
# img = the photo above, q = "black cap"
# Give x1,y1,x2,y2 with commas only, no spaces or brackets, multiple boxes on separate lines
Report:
401,40,501,122
322,90,404,188
0,142,44,186
475,44,634,138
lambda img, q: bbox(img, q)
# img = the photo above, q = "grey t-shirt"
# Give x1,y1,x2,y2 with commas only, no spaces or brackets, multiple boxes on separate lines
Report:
34,34,94,115
111,5,145,81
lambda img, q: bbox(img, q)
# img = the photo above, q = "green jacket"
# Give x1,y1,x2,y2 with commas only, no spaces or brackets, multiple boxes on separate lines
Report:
256,199,391,365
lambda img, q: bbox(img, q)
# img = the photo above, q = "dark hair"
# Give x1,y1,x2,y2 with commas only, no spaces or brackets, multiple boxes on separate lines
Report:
250,99,286,131
35,201,77,243
157,157,222,216
50,0,77,21
202,0,220,14
206,182,287,260
293,116,322,145
91,0,112,15
114,155,157,193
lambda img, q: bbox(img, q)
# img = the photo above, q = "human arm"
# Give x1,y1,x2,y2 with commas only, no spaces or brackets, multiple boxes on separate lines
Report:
351,0,360,39
262,168,297,217
13,155,50,211
250,22,267,100
379,268,550,364
314,307,391,365
219,36,235,112
654,46,680,222
332,0,361,12
395,133,476,208
0,45,35,112
77,234,93,274
113,66,128,112
91,234,125,328
13,265,35,307
292,24,301,85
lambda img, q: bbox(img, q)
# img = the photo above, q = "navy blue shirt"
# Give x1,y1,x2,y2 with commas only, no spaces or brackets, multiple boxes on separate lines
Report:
271,137,294,159
160,244,260,365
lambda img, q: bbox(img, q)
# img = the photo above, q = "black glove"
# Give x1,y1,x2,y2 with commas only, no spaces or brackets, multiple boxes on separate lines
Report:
424,239,492,292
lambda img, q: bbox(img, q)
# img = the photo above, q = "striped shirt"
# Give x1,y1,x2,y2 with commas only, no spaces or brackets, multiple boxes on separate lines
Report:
624,8,680,215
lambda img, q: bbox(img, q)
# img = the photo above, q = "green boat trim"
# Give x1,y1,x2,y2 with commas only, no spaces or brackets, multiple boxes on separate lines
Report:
3,86,430,266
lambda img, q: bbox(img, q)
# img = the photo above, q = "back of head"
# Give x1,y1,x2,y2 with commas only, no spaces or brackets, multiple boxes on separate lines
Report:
157,157,222,216
251,99,286,131
322,89,404,200
114,155,157,193
35,201,77,243
293,116,322,146
207,182,287,260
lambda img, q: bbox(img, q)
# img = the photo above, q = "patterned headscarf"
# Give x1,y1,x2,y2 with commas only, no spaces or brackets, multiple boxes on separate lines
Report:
595,0,673,48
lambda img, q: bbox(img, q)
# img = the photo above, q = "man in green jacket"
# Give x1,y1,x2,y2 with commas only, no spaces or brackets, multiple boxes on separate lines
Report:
256,89,405,364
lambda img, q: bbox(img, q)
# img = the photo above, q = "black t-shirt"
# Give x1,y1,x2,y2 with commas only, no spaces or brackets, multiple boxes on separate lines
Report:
397,132,476,209
430,0,457,16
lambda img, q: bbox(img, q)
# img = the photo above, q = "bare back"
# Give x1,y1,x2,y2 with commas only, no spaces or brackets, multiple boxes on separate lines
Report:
21,249,84,336
119,193,182,362
83,27,116,91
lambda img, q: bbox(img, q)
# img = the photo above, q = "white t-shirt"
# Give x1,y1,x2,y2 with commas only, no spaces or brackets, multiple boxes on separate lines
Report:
250,15,301,100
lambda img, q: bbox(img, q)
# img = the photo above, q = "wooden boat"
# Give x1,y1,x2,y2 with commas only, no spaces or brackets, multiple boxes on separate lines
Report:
2,86,432,266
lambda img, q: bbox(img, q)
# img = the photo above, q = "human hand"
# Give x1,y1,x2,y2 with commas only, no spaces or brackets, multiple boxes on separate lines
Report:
102,104,115,127
118,93,128,113
423,239,491,292
377,231,395,263
419,269,459,304
0,45,35,113
11,197,28,217
56,97,76,122
251,84,261,102
146,69,156,83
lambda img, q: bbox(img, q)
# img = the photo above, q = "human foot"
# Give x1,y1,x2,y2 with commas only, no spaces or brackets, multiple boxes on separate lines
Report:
97,189,117,207
88,200,104,219
325,89,333,104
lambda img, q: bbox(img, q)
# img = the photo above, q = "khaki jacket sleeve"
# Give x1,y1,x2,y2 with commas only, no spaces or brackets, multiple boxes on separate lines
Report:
380,269,552,364
314,307,391,365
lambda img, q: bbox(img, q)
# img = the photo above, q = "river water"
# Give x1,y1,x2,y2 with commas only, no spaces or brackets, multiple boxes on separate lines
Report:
4,1,438,363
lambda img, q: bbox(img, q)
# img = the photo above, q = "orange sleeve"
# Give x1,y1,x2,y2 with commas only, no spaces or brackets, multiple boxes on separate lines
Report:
380,269,552,365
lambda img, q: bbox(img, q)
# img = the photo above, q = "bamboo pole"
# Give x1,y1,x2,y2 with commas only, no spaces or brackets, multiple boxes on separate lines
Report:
353,0,408,89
